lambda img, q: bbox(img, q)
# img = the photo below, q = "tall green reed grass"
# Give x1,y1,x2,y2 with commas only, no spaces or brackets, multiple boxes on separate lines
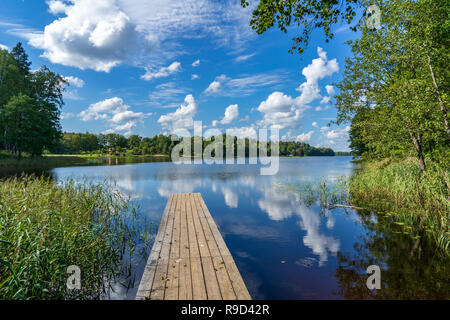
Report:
277,176,349,210
0,175,147,300
349,158,449,253
277,158,449,254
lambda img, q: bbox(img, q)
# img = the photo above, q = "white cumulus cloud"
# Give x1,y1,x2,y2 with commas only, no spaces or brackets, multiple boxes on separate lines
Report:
296,131,314,142
47,0,69,14
221,104,239,124
212,104,239,126
28,0,138,72
317,126,351,151
204,79,222,95
60,112,76,120
282,131,314,142
110,110,144,123
64,76,85,88
79,97,146,135
257,47,339,130
226,126,257,139
141,61,181,81
326,126,350,140
320,96,331,105
325,85,335,96
158,94,198,135
20,0,255,72
80,97,127,121
295,47,339,105
257,91,308,130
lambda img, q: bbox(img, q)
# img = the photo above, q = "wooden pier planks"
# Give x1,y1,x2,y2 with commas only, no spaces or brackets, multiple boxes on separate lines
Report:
135,193,251,300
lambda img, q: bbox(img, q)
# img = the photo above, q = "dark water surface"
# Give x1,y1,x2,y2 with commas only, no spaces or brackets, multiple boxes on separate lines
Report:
10,156,448,299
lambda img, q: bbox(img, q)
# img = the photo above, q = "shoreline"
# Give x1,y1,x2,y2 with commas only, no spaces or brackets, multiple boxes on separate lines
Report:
42,154,352,159
0,154,354,173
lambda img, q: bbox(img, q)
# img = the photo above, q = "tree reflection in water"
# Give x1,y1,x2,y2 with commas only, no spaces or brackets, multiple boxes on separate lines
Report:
279,180,449,299
334,210,449,299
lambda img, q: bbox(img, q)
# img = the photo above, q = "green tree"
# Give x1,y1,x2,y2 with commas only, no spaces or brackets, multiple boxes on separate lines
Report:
28,66,64,155
0,43,65,157
0,49,23,108
335,0,449,173
103,133,128,149
348,109,372,157
2,94,38,159
241,0,361,54
412,0,450,136
80,133,99,152
127,134,142,149
11,42,31,77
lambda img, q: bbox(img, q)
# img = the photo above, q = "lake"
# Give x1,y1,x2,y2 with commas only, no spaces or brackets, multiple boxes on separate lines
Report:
19,156,449,299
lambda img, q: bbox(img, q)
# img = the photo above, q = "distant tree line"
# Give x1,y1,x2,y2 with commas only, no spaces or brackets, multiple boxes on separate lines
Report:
51,133,176,155
278,141,334,156
0,43,64,159
51,132,335,157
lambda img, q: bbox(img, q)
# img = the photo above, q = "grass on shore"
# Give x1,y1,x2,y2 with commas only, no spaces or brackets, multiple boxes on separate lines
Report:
349,158,449,253
0,175,146,300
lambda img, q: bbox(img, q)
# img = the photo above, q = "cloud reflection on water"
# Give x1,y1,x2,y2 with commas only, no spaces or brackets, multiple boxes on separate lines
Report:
106,161,343,266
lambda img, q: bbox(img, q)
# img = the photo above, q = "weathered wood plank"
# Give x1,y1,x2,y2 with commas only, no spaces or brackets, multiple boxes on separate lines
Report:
165,193,182,300
189,194,222,300
150,194,177,300
195,193,251,300
135,194,174,300
178,193,192,300
186,194,207,300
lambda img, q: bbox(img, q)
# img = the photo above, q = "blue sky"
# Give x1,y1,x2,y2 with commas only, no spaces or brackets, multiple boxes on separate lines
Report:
0,0,359,151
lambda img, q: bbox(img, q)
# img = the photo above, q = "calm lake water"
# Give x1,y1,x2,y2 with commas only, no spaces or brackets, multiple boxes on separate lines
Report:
16,156,449,299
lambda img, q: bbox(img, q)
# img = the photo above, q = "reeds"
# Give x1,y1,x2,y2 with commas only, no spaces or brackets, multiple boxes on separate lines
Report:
0,175,144,300
278,158,449,254
349,158,449,253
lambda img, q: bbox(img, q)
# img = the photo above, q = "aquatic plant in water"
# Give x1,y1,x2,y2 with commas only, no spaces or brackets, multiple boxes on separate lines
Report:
0,175,152,300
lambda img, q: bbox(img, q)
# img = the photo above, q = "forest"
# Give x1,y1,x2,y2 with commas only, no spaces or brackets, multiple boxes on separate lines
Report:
50,132,336,157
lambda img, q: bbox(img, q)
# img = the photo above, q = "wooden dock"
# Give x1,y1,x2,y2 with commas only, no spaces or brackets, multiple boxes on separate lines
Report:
136,193,251,300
